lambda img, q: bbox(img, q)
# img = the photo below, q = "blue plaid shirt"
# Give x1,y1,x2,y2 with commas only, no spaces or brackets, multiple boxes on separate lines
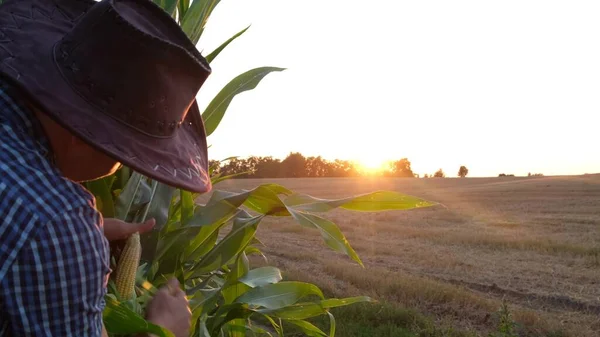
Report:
0,79,110,336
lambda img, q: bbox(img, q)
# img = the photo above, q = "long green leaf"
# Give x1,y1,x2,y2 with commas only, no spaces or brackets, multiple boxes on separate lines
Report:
238,267,282,288
152,0,179,16
234,281,324,310
195,317,212,337
224,253,251,337
286,320,327,337
103,296,174,337
202,67,285,137
284,191,436,212
207,184,292,216
181,0,220,44
181,189,195,224
327,311,336,337
178,0,190,19
114,173,143,220
259,296,374,320
206,25,250,63
222,252,251,304
288,209,363,267
190,215,263,276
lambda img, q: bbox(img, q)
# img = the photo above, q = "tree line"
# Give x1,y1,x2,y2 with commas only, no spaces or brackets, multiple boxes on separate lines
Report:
210,152,474,179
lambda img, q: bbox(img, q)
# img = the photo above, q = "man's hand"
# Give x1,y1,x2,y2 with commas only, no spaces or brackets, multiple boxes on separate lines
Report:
146,278,192,337
102,218,155,241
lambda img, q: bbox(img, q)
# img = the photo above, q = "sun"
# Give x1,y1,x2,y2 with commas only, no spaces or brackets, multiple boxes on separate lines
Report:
356,156,387,174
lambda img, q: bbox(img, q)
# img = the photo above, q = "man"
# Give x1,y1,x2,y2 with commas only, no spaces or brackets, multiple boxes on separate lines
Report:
0,0,212,335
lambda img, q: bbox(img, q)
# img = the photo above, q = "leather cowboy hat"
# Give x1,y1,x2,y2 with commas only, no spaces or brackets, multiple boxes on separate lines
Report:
0,0,212,193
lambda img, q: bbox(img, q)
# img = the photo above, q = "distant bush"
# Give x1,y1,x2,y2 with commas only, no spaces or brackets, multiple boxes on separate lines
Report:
498,173,515,177
434,169,445,178
527,172,544,177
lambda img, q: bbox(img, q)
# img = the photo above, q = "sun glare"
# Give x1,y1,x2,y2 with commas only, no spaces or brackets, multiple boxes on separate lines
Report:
357,157,387,174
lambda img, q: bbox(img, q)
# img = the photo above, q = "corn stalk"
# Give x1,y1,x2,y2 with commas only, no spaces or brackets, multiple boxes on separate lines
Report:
85,1,437,336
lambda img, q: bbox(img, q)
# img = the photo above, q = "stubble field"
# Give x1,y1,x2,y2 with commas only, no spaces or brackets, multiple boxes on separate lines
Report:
206,175,600,336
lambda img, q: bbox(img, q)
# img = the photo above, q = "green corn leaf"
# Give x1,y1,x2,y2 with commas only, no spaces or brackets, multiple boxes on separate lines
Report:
181,189,195,224
206,25,250,63
207,184,292,216
285,320,327,337
247,324,274,337
222,252,251,304
238,267,282,288
259,296,374,320
181,0,221,44
327,311,336,337
244,246,267,262
284,190,436,212
152,0,179,16
207,303,253,334
103,296,174,337
261,314,283,337
202,67,285,137
142,182,176,229
260,302,326,320
178,0,190,19
288,209,363,267
197,321,211,337
114,172,144,220
234,281,324,310
190,215,263,277
85,176,115,217
319,296,375,308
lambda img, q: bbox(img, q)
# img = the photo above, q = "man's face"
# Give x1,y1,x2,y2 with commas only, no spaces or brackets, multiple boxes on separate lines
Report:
60,139,122,182
31,105,122,182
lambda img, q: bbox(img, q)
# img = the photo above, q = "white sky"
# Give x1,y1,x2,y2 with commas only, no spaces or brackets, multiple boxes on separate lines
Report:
195,0,600,177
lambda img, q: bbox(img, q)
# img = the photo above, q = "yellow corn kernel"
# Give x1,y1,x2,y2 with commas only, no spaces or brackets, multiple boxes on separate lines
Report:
115,232,141,300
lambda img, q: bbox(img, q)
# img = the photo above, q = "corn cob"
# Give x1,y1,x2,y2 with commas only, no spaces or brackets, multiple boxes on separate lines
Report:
115,232,141,300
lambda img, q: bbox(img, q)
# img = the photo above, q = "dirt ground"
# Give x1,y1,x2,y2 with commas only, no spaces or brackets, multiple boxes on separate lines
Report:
208,174,600,336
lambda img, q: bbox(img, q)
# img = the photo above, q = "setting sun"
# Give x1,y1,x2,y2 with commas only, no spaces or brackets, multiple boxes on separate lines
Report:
355,156,388,174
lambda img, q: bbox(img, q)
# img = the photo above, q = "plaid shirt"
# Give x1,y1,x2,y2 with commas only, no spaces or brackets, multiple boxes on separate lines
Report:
0,79,110,336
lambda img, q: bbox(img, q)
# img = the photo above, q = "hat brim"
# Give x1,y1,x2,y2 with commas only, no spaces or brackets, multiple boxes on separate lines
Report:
0,0,211,193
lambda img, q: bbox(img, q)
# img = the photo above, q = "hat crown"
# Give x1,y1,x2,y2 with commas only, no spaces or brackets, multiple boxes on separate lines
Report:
55,0,211,138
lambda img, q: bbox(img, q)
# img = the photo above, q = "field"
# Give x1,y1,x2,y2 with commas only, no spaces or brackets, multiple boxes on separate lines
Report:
206,175,600,336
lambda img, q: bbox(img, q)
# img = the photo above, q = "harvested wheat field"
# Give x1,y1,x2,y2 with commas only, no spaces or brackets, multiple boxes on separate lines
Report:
204,175,600,337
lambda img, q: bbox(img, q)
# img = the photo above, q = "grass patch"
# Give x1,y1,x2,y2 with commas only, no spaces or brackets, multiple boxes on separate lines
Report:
279,301,477,337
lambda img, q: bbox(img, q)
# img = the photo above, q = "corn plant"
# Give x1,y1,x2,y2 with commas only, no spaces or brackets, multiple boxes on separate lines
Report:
87,1,437,336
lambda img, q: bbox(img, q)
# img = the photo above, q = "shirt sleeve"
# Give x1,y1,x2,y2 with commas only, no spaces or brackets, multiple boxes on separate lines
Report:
0,204,111,336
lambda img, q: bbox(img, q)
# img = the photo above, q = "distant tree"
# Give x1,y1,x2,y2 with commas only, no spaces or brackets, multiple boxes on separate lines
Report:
208,159,221,176
458,166,469,178
389,158,414,177
253,156,282,178
423,173,429,178
328,159,357,177
433,168,445,178
528,172,531,177
498,173,515,177
306,156,329,177
281,152,307,177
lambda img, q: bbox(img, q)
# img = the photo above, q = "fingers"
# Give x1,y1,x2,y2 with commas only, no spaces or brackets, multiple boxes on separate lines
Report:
166,277,183,296
102,218,156,241
137,218,156,234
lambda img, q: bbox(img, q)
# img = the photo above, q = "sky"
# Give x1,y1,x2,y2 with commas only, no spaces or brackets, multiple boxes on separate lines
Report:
194,0,600,177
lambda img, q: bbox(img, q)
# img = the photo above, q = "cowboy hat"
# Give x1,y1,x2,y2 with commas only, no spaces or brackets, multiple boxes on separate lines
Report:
0,0,212,193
